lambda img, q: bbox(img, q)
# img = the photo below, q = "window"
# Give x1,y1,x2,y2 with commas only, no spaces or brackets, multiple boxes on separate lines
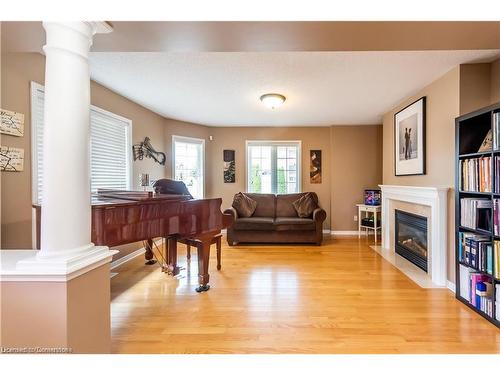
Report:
30,81,132,203
172,135,205,198
246,141,301,194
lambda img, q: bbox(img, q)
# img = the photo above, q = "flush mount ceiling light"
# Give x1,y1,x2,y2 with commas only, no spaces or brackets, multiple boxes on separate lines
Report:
260,93,286,110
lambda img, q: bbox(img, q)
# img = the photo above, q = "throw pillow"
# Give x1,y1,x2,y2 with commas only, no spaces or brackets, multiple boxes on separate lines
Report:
292,193,318,218
232,192,257,218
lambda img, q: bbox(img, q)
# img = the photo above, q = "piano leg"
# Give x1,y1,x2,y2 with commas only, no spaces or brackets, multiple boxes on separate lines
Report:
166,236,180,276
144,239,157,265
195,238,212,293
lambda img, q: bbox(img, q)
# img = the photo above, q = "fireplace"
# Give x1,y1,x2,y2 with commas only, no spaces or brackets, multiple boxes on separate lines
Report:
395,210,428,272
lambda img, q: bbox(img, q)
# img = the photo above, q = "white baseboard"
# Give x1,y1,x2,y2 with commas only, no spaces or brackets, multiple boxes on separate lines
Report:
331,230,360,236
446,281,456,293
110,247,146,270
322,229,331,234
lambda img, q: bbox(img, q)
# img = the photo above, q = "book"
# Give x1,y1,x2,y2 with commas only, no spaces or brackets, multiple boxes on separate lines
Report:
460,157,491,192
460,198,492,230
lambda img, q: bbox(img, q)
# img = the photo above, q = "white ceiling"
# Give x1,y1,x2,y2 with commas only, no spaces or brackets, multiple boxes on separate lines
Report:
89,50,500,126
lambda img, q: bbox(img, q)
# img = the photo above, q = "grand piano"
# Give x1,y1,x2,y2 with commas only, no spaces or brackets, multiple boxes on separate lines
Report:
34,180,233,292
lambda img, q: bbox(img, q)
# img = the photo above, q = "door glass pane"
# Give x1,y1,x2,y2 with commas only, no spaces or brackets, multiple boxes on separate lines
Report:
174,139,204,198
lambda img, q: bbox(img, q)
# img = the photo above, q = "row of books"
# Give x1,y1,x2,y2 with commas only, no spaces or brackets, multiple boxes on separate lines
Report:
459,157,492,192
460,198,492,230
493,112,500,150
458,265,493,317
494,157,500,193
493,199,500,235
458,233,492,272
496,285,500,321
459,233,500,278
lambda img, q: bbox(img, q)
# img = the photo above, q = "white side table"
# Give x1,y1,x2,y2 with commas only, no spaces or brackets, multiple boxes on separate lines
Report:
356,204,381,243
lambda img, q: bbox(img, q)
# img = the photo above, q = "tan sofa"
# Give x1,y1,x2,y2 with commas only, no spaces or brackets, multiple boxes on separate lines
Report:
224,192,326,245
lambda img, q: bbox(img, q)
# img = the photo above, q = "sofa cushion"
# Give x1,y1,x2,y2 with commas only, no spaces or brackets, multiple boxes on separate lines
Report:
233,217,275,231
243,193,276,217
292,192,319,218
232,192,257,218
274,217,316,231
276,193,304,217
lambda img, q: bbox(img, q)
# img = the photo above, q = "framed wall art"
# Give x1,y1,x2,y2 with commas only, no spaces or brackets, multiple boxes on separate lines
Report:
394,97,426,176
1,108,25,137
223,149,235,183
310,150,322,183
0,146,25,172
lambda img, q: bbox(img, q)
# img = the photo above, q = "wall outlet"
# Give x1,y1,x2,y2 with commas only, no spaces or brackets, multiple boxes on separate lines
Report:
354,215,358,222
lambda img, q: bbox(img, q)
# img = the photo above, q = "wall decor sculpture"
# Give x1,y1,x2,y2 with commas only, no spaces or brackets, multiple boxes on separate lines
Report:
132,137,166,166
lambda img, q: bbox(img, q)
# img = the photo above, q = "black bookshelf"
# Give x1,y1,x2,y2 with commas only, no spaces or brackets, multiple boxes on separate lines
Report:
455,102,500,328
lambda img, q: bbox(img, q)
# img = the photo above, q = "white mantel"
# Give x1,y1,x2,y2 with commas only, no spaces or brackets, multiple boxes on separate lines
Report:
379,185,449,287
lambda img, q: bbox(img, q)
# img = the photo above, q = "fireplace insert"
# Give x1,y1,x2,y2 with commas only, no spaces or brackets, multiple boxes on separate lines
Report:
395,210,428,272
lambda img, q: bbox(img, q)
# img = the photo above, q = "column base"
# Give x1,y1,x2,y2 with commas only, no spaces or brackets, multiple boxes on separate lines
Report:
1,245,117,282
0,247,117,353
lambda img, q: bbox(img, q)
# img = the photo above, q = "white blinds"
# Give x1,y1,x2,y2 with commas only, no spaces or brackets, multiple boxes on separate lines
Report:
30,82,132,203
31,83,45,203
90,108,131,193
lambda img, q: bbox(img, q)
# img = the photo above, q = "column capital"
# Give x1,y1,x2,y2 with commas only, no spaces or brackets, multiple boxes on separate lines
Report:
42,21,113,60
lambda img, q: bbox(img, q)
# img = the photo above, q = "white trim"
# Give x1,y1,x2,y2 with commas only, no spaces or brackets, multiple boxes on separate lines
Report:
0,247,117,282
172,135,206,198
322,229,331,234
110,247,146,270
245,140,302,194
447,281,456,293
331,230,360,236
379,184,450,287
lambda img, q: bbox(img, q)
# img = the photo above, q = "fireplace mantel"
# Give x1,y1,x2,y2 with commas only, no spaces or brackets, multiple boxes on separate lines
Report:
379,185,449,286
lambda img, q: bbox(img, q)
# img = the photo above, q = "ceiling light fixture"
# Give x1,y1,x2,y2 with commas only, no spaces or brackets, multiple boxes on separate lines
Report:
260,93,286,110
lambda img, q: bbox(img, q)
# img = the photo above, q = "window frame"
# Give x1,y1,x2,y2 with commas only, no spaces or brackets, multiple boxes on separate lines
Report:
30,81,133,204
172,134,206,198
245,140,302,194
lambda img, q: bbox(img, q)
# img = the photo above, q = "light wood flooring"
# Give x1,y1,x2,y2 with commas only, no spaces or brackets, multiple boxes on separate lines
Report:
110,236,500,353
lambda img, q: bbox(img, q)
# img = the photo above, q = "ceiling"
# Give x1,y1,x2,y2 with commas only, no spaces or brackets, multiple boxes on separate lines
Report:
3,21,500,126
89,50,500,126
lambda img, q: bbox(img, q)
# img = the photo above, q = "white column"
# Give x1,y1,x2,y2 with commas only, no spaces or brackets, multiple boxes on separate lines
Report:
38,22,111,259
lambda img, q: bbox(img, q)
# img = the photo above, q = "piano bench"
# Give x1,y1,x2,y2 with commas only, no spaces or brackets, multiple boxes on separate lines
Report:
178,234,222,270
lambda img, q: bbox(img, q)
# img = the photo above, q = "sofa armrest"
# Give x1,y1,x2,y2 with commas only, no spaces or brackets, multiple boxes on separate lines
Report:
312,208,326,223
223,207,239,220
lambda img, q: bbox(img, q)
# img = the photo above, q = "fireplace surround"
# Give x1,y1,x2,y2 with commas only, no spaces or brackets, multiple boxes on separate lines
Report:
379,185,449,287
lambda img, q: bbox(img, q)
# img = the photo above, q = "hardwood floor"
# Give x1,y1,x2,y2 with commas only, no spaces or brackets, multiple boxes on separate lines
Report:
110,236,500,354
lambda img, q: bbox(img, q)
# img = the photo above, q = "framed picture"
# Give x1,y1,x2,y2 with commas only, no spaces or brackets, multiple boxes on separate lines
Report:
223,149,235,183
1,108,25,137
0,146,25,172
310,150,322,183
394,97,426,176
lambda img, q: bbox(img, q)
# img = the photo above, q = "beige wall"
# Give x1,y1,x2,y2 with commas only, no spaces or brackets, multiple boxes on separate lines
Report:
331,125,383,231
0,53,172,257
0,53,44,249
1,52,384,250
382,67,460,283
207,126,333,228
491,58,500,104
459,63,492,115
1,264,112,353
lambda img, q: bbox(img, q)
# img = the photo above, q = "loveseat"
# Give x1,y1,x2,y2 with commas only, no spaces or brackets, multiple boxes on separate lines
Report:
224,192,326,245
